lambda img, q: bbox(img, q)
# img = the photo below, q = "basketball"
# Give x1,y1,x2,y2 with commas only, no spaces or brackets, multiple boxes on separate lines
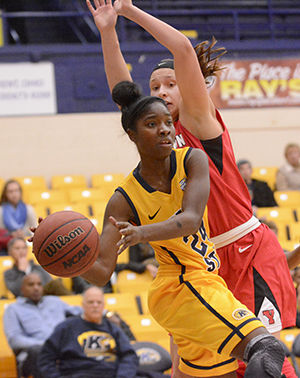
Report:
32,211,100,278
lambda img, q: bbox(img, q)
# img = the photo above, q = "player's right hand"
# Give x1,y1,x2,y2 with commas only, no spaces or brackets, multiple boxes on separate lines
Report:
86,0,117,32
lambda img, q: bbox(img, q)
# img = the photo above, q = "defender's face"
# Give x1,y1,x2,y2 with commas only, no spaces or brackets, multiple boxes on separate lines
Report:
149,68,181,122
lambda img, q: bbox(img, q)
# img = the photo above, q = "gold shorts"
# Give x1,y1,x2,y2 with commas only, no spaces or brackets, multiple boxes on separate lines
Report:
148,266,264,377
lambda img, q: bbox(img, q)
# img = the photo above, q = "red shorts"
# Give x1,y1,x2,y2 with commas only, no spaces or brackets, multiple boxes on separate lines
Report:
217,223,296,332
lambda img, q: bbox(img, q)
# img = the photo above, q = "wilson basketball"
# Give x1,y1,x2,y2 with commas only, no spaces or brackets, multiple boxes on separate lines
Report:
32,211,100,278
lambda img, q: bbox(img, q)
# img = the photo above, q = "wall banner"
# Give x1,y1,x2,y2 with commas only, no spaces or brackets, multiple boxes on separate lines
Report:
0,62,57,116
209,58,300,109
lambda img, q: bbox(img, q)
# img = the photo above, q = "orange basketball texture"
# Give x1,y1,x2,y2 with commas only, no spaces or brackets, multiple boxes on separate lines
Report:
32,211,100,277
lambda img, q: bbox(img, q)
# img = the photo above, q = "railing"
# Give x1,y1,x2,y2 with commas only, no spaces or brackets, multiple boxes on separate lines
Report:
0,1,299,47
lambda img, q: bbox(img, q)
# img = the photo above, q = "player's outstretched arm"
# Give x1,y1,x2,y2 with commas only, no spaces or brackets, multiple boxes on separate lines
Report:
111,149,210,253
114,0,222,139
81,192,132,286
86,0,132,93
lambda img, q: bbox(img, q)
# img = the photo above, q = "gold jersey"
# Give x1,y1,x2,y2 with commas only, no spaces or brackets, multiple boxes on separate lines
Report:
116,147,219,272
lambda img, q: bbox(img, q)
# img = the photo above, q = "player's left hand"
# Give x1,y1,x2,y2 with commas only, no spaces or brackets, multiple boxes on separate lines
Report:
109,216,143,253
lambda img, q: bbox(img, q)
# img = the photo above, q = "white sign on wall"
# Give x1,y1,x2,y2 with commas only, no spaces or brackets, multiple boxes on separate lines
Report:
0,62,57,116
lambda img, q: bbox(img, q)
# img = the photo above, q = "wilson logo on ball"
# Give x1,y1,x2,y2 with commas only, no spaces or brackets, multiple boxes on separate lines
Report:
63,244,91,269
43,226,85,257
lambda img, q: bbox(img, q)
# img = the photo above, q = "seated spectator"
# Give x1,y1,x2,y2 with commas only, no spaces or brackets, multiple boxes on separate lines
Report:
3,273,82,378
237,159,277,210
4,237,53,297
4,236,91,297
276,143,300,191
0,179,37,250
102,243,158,293
129,243,159,278
38,286,139,378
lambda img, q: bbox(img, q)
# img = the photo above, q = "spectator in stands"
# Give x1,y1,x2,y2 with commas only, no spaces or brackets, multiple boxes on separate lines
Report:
4,236,92,297
276,143,300,191
3,273,82,378
38,286,139,378
129,243,158,278
4,237,52,297
237,159,277,211
0,179,37,243
102,244,158,293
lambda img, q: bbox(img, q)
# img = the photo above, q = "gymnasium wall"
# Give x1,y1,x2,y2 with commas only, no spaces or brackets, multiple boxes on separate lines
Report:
1,106,300,184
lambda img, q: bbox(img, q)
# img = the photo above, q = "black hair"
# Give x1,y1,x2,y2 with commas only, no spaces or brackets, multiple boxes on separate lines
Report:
151,38,226,85
151,59,174,73
112,81,167,132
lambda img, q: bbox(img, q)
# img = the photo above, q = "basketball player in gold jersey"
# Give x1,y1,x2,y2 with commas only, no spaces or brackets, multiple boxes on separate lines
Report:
80,80,285,378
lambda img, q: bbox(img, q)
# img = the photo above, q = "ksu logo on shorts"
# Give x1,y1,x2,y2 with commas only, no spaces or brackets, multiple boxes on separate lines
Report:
232,308,251,320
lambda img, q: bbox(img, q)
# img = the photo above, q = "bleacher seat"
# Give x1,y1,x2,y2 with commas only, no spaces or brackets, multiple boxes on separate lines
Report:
68,188,109,204
274,191,300,208
117,248,129,264
0,177,5,193
287,223,300,242
0,256,14,299
256,207,297,224
122,313,169,349
91,173,125,191
14,176,48,203
115,270,153,294
0,299,17,378
49,203,90,218
91,201,107,218
28,189,68,207
281,240,300,252
14,176,47,191
51,174,87,190
252,166,278,191
32,204,50,219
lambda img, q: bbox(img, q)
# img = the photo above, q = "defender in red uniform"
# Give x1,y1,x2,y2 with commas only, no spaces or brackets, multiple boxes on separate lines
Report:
174,114,295,334
87,0,296,376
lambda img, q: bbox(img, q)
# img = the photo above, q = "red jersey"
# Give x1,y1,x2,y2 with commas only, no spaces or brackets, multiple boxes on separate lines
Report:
174,110,253,238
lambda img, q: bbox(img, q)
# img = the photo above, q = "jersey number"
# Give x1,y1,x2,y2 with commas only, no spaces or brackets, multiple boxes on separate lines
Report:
183,222,220,272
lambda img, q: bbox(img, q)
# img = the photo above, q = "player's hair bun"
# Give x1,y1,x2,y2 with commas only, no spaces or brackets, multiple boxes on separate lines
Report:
112,81,143,109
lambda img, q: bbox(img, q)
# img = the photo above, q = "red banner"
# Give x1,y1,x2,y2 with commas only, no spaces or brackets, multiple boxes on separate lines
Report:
209,58,300,109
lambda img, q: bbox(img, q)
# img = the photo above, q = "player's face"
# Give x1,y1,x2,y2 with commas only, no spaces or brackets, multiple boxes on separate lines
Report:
21,274,43,303
5,182,22,206
285,146,300,167
82,288,105,324
149,68,181,122
9,239,28,260
132,102,175,160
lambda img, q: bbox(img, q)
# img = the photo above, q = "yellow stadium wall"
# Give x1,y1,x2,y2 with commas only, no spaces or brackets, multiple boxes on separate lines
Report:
1,107,300,185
